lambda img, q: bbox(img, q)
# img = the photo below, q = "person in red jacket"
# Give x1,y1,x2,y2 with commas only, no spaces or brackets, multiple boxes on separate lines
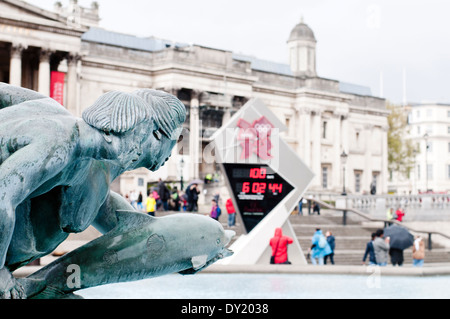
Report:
270,227,293,264
395,207,405,222
225,198,236,227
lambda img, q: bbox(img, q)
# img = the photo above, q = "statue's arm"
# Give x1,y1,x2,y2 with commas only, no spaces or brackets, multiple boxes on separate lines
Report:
93,191,136,234
0,83,47,109
0,142,70,268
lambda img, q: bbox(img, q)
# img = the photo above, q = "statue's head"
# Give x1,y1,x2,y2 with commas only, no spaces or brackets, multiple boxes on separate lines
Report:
82,89,186,170
132,89,186,171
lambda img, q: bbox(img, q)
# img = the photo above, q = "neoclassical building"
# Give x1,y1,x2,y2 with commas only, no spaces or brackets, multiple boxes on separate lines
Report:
404,103,450,193
0,0,389,198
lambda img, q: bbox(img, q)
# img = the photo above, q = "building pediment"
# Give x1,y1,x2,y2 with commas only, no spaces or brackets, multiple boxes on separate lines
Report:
0,0,87,33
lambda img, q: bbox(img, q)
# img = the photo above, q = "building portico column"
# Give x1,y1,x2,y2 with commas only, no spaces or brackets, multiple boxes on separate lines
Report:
10,44,25,87
332,113,342,191
311,110,322,187
66,53,81,116
38,49,52,96
189,89,201,180
364,124,374,193
296,107,311,167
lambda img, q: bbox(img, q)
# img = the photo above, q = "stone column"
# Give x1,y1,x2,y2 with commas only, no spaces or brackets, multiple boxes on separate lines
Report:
38,49,52,96
364,124,374,193
189,90,201,180
340,114,350,191
9,44,25,87
332,113,342,191
66,53,80,116
311,110,322,187
296,108,311,167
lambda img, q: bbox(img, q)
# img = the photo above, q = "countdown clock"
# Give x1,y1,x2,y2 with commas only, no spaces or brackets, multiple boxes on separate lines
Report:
212,98,314,265
223,163,294,233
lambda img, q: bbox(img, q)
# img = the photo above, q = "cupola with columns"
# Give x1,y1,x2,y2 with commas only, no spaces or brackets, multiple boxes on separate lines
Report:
287,17,317,77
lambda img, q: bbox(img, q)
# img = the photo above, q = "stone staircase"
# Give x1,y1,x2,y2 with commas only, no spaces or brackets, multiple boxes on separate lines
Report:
216,208,450,266
44,203,450,267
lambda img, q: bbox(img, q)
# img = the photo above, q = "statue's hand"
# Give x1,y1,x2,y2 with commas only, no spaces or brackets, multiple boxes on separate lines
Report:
0,268,26,299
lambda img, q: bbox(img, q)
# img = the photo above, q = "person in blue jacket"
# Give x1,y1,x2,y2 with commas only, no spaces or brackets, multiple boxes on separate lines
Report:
324,231,335,265
309,229,332,265
362,233,378,265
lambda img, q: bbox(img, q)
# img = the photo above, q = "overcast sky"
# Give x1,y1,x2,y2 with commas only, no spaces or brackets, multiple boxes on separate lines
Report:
25,0,450,104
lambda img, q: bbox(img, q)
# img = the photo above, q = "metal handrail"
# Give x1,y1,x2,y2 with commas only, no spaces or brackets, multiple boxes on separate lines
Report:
308,198,450,251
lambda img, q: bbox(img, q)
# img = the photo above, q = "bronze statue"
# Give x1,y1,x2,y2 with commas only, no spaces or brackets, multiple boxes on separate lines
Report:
0,83,233,299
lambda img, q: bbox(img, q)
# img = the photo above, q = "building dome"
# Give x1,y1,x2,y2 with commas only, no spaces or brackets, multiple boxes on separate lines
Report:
287,18,317,77
288,21,316,42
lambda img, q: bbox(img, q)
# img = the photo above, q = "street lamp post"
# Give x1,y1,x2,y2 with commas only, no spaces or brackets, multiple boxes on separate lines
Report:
340,151,348,196
180,158,185,191
340,151,348,225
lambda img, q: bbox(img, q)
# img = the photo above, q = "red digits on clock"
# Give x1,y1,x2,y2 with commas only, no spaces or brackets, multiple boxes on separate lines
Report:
242,182,267,194
249,168,267,179
269,183,283,194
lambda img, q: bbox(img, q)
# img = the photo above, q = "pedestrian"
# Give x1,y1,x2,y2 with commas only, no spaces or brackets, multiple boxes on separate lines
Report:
362,233,378,265
412,236,425,267
146,192,156,216
308,228,332,266
373,229,390,266
395,207,405,222
313,202,320,215
225,198,236,227
213,191,220,205
386,207,395,225
269,227,293,264
389,247,404,266
298,198,303,216
180,192,188,212
137,191,144,211
210,199,221,221
370,181,377,195
157,178,170,211
152,189,161,210
324,231,335,265
186,183,200,212
170,187,181,211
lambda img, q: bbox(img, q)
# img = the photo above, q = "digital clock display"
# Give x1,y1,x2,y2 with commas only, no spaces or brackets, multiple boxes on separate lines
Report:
223,163,294,233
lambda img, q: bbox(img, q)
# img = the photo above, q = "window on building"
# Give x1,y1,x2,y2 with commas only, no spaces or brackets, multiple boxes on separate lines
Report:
427,141,432,153
355,171,362,193
448,126,450,134
322,121,328,139
427,109,433,117
138,178,144,187
417,126,421,135
448,142,450,153
285,117,291,136
355,132,360,148
448,165,450,179
416,110,420,118
322,166,328,189
417,164,421,180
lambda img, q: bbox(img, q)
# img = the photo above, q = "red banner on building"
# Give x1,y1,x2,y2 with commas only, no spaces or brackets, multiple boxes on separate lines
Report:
50,71,65,106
